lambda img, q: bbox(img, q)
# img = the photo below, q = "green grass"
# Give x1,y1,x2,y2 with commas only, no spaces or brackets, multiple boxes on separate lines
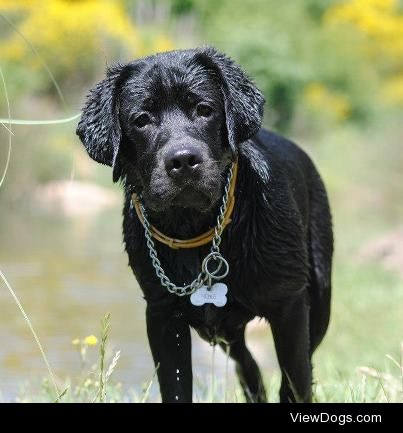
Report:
14,339,402,403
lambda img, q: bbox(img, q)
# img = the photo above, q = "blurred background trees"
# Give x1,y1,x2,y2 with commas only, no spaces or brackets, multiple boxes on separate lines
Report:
0,0,173,96
1,0,402,129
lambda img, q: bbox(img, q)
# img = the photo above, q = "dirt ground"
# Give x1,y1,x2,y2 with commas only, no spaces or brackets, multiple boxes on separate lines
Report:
358,227,403,278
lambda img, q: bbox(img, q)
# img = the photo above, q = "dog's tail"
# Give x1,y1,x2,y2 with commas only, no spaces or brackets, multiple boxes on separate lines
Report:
307,164,333,355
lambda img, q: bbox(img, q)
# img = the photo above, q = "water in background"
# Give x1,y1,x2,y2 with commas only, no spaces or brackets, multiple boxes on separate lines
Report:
0,199,275,401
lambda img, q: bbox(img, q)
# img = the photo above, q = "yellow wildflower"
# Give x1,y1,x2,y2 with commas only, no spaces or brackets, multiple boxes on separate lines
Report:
84,335,98,346
325,0,403,55
0,0,172,79
304,83,351,121
382,75,403,105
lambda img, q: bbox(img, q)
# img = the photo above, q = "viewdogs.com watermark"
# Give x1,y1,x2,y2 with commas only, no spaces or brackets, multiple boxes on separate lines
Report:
290,412,381,426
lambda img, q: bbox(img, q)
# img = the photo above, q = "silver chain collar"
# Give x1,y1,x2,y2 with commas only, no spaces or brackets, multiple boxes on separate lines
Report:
136,165,234,297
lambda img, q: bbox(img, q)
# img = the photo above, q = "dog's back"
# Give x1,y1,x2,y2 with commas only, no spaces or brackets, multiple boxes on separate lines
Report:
255,129,333,353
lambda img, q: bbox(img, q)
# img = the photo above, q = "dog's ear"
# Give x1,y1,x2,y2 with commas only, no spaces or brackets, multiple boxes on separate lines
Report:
195,47,265,153
76,63,129,182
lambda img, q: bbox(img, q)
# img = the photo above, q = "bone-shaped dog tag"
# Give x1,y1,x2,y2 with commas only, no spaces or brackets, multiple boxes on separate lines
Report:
190,283,228,307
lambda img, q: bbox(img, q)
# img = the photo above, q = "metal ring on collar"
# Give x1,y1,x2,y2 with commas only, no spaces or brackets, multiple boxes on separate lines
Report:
202,252,229,280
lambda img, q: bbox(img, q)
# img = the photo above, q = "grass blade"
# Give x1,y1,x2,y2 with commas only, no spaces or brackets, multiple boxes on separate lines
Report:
0,113,80,125
0,13,67,111
105,350,121,383
0,269,60,398
91,349,120,403
0,66,12,189
99,313,111,403
0,122,14,135
54,386,69,403
141,363,160,403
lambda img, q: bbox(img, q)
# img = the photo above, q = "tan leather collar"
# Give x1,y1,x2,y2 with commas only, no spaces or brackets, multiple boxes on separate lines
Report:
131,161,238,249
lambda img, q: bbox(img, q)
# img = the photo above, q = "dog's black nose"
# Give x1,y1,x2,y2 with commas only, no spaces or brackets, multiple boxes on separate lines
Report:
164,147,203,178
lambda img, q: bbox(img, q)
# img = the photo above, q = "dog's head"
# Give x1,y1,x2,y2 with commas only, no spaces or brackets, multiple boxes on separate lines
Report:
76,47,264,212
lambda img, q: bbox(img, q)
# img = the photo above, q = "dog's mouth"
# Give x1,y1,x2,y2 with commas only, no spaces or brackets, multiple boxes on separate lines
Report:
171,184,213,209
142,161,227,213
142,181,221,213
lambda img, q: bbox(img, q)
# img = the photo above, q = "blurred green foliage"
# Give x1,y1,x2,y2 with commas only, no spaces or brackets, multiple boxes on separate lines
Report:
1,0,403,129
178,0,403,130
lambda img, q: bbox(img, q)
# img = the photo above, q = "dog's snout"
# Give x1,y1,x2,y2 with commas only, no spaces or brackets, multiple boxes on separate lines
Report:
164,147,203,179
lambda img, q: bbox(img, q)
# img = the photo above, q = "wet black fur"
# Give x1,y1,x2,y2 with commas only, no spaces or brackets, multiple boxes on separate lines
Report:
77,47,333,403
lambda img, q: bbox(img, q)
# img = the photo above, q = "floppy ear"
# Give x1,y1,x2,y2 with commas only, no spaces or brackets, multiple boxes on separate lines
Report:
76,63,126,182
195,47,265,153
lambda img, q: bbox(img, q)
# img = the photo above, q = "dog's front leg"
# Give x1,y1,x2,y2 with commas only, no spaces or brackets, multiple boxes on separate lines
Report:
146,305,192,403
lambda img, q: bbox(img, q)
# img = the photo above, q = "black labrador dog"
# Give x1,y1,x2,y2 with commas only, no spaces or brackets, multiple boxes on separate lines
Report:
77,47,333,403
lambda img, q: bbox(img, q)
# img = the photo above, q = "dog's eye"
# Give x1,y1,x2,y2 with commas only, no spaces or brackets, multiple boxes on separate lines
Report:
196,104,213,118
133,113,151,129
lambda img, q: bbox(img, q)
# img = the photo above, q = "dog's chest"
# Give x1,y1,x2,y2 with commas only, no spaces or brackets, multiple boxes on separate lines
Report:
185,302,253,345
159,247,257,342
